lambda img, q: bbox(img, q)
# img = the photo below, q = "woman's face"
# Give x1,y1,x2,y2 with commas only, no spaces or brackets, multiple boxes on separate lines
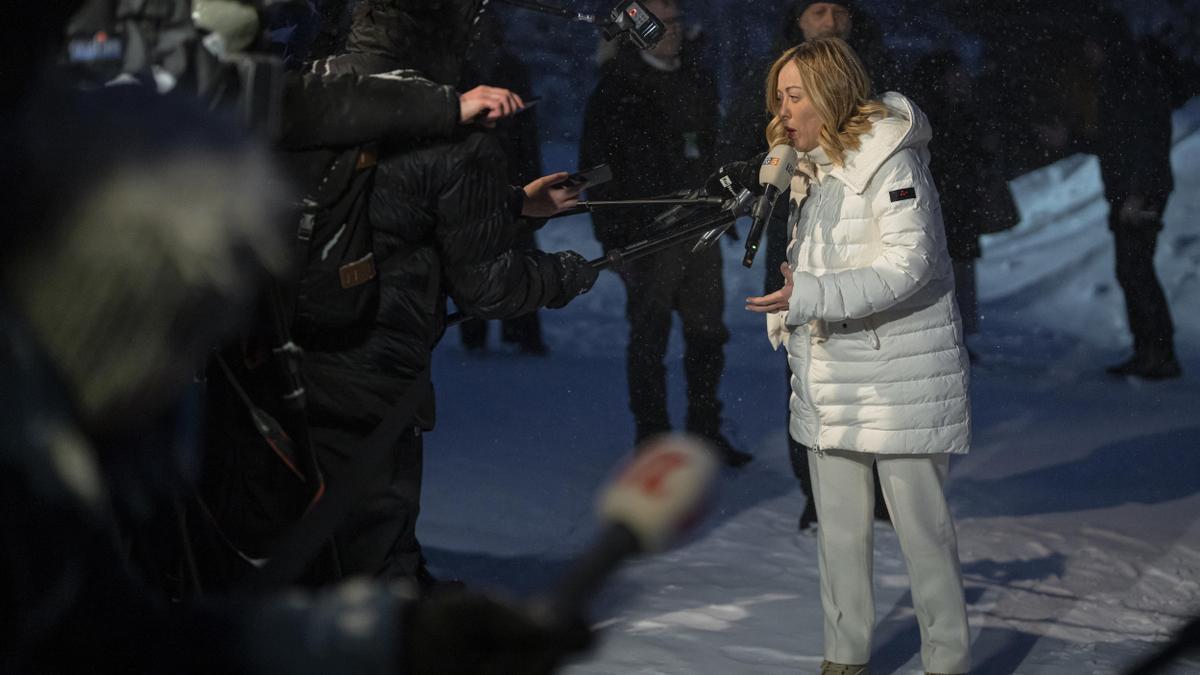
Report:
777,60,823,152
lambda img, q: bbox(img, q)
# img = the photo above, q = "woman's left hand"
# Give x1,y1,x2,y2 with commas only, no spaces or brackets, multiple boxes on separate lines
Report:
522,172,581,218
745,262,794,313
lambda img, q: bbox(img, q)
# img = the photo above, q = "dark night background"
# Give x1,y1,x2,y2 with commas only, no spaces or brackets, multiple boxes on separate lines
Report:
493,0,1199,149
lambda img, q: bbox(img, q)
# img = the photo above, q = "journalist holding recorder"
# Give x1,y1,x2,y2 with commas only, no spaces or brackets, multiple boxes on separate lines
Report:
744,37,971,675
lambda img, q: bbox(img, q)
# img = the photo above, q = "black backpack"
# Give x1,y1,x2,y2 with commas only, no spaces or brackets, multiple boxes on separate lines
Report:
290,145,380,334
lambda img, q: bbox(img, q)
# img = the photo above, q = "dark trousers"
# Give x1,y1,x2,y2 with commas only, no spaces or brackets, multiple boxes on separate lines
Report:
623,243,729,441
951,258,979,336
312,425,425,581
1112,222,1175,355
459,311,542,348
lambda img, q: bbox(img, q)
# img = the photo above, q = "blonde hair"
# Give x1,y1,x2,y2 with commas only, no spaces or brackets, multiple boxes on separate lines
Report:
764,37,889,166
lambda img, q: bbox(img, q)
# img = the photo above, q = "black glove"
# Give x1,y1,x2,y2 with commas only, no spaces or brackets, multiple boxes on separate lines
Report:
705,153,768,199
403,590,593,675
546,251,599,309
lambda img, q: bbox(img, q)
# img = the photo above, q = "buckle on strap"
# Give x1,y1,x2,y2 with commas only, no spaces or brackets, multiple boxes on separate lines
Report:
339,253,376,289
356,148,378,170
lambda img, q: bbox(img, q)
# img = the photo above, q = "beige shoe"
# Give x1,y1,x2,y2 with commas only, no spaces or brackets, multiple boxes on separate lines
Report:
820,661,869,675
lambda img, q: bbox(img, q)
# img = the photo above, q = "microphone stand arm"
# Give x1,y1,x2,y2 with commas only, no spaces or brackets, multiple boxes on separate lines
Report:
444,208,736,327
546,196,725,220
579,197,726,208
589,208,736,271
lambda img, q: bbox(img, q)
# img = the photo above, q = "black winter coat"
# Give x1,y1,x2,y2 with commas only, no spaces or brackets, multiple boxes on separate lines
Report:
1089,54,1175,219
279,68,460,150
298,76,570,433
579,46,719,251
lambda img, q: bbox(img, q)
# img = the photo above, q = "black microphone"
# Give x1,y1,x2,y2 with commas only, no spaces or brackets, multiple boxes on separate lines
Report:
534,434,719,627
691,187,756,252
705,154,767,199
742,144,797,268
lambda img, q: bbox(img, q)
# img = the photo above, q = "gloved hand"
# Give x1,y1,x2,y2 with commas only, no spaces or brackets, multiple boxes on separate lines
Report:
546,251,599,309
403,589,593,675
705,154,767,199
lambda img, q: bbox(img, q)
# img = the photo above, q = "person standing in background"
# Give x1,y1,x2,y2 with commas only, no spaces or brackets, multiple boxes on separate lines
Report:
580,0,752,467
458,12,551,356
910,49,1018,362
1032,9,1180,380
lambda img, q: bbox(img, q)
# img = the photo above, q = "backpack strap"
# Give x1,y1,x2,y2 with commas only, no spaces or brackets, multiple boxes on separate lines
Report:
243,362,433,591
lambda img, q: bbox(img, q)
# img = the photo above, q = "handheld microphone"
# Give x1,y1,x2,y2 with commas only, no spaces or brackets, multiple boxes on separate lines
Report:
742,144,797,268
536,434,719,626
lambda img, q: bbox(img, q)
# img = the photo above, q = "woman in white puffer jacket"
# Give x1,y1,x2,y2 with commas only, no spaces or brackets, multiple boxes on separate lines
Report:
745,38,970,675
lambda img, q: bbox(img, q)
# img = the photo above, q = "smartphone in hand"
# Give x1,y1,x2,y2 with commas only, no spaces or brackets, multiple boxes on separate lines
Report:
474,95,540,123
552,164,613,190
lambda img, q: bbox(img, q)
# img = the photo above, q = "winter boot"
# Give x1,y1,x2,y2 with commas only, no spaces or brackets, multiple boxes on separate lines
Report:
820,661,868,675
1105,353,1141,376
1131,343,1183,380
1107,344,1183,380
707,433,754,468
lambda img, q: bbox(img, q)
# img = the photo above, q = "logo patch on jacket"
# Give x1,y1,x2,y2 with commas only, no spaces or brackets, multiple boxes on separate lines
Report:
889,187,916,202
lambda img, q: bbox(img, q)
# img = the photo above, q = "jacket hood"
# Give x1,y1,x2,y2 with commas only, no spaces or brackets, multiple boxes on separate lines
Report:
826,92,931,194
337,0,487,83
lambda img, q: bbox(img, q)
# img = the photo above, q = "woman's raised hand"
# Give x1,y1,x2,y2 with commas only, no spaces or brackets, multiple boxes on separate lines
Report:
745,262,794,313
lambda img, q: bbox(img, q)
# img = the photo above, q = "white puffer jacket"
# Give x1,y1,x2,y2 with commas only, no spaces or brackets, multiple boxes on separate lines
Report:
777,92,970,455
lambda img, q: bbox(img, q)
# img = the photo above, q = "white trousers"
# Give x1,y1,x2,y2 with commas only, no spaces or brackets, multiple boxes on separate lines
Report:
808,449,970,674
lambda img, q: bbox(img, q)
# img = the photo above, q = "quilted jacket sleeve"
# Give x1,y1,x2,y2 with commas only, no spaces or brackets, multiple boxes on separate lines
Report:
435,134,567,318
279,71,459,150
787,148,942,324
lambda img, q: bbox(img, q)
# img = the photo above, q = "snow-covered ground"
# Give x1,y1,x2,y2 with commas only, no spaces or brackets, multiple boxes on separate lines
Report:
418,106,1200,674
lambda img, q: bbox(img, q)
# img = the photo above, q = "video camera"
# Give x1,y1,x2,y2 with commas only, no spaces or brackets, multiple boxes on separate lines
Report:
495,0,666,51
600,0,666,50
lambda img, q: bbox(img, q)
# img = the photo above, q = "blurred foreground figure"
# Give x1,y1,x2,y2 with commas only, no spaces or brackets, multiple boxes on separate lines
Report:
0,13,587,674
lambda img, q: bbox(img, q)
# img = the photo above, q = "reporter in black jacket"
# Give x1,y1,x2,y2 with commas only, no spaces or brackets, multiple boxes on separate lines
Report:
202,0,597,588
